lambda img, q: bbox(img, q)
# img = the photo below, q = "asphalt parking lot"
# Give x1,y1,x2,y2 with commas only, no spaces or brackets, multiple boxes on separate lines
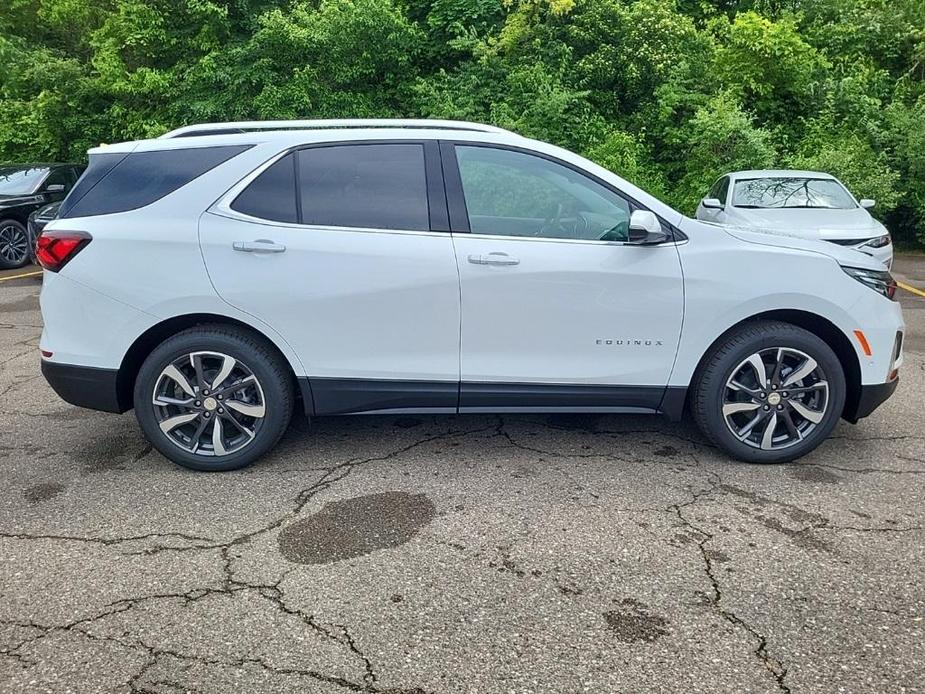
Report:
0,260,923,694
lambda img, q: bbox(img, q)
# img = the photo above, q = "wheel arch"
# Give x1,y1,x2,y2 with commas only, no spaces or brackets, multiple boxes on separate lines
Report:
115,313,303,412
689,309,862,421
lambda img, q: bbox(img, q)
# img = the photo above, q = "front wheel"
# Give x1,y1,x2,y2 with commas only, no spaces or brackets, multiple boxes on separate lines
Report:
134,325,294,471
691,321,846,464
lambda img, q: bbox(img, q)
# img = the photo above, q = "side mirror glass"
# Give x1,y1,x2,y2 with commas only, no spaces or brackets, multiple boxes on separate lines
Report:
44,183,66,193
859,199,876,209
627,210,669,245
701,197,724,210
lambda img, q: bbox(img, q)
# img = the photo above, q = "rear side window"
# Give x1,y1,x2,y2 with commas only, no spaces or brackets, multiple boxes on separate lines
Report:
60,145,251,219
231,153,297,223
297,144,428,231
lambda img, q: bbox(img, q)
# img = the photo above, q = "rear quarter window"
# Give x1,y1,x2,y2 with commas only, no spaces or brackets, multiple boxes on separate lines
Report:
230,153,298,223
60,145,252,219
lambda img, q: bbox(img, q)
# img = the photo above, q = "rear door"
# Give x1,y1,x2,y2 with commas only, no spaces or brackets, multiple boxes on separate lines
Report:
443,142,684,411
200,140,461,414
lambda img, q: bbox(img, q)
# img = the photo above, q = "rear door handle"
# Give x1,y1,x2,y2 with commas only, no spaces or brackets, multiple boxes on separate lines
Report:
467,252,520,266
233,239,286,254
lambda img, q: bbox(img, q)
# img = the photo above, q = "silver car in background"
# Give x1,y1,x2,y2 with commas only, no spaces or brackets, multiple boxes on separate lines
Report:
695,170,893,267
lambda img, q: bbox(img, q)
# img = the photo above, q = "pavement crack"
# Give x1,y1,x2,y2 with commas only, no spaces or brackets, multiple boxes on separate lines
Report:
667,472,791,694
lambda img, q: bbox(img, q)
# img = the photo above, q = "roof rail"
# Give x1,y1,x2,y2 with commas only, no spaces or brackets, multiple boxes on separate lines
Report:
160,119,514,139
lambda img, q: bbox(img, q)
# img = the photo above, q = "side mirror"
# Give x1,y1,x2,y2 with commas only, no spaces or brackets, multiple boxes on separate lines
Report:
859,199,876,209
627,210,669,245
44,184,66,193
701,197,724,210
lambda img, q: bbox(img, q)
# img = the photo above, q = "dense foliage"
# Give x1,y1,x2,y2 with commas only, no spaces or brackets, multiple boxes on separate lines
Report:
2,0,923,244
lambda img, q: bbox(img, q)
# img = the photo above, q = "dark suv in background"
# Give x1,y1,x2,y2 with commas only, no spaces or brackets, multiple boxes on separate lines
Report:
0,164,85,269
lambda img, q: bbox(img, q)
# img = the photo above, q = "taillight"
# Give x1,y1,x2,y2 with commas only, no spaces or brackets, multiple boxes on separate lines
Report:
35,231,91,272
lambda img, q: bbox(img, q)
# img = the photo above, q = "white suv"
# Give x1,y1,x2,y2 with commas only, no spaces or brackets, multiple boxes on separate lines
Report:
37,120,904,471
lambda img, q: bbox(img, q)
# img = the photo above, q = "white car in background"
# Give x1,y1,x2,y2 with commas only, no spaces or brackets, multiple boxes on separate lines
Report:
695,170,893,268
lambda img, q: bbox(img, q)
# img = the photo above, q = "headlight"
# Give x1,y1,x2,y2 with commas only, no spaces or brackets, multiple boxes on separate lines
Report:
842,266,897,300
862,234,891,249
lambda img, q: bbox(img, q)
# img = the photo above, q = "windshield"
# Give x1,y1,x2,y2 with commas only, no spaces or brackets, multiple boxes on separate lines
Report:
732,177,857,209
0,166,47,195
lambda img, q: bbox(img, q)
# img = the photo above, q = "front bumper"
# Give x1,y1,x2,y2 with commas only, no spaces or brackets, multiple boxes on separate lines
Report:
41,360,128,413
844,379,898,423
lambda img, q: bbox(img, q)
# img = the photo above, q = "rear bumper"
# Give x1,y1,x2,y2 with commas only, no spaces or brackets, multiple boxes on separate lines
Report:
844,379,898,423
41,360,127,413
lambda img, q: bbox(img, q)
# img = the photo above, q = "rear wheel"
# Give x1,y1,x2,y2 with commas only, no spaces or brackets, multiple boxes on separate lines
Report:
691,321,846,464
134,325,294,471
0,220,30,269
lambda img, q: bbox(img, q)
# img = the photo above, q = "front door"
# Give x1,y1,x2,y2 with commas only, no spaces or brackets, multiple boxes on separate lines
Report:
201,140,461,414
444,143,684,411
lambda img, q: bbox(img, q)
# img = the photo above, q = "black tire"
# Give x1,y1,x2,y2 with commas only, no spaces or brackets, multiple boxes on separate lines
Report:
0,220,31,270
691,320,846,464
133,325,294,471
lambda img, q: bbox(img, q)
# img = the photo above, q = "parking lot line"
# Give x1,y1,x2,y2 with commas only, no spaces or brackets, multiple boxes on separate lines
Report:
897,281,925,299
0,270,42,283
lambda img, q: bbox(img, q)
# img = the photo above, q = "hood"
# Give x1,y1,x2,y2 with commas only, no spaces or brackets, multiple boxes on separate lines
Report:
710,223,885,271
725,207,883,240
0,194,43,209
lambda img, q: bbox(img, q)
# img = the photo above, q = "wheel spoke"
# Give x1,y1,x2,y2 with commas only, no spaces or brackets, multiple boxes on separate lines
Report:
789,399,824,424
745,353,769,386
770,347,785,385
153,395,195,408
723,401,761,416
728,380,762,396
224,399,265,418
211,416,227,456
736,409,769,440
785,381,828,396
782,356,818,387
221,412,255,439
760,412,778,450
162,365,196,397
190,353,207,390
211,355,237,391
159,412,199,434
779,408,803,442
213,375,256,397
189,417,210,453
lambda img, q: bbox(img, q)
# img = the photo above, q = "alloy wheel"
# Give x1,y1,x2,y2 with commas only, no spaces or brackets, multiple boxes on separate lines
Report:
0,224,29,265
722,347,829,451
152,351,266,457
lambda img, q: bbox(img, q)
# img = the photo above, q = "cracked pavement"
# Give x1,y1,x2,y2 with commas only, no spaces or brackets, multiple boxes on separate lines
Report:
1,274,924,693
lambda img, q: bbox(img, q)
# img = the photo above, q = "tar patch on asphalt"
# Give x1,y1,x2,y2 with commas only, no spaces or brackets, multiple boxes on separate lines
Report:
278,491,436,565
786,464,841,484
22,482,65,503
603,598,669,643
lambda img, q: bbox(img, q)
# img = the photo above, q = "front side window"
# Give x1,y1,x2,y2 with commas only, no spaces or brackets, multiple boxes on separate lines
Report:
455,146,632,241
732,177,857,209
297,144,429,231
43,168,72,190
709,176,729,203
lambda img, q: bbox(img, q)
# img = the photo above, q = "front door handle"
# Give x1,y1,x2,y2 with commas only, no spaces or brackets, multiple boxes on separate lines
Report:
233,239,286,254
467,252,520,266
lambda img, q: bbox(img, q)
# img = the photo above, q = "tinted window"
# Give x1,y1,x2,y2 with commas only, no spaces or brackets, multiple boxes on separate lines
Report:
60,145,251,219
43,167,71,190
231,153,297,223
456,146,632,241
59,153,127,217
297,144,428,231
708,176,729,203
